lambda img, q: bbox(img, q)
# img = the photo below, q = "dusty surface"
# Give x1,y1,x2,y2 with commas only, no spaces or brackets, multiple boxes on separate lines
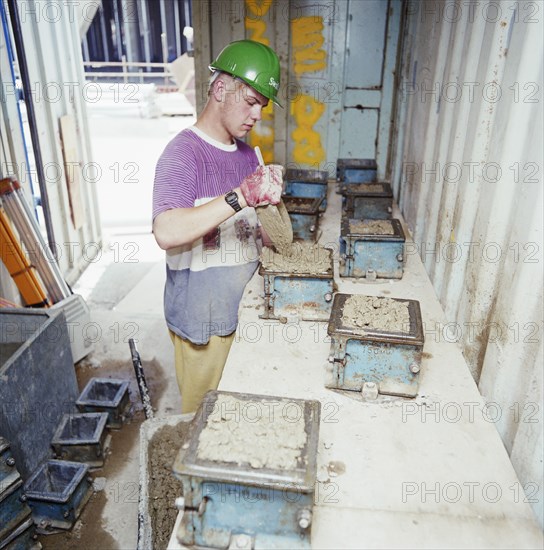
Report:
349,219,394,235
39,357,167,549
197,395,306,470
260,242,331,274
284,196,318,212
349,183,384,193
341,295,410,333
359,183,384,193
256,199,293,251
0,342,22,367
148,423,189,550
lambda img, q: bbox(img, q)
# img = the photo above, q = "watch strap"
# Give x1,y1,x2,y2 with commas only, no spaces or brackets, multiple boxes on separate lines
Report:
225,191,242,212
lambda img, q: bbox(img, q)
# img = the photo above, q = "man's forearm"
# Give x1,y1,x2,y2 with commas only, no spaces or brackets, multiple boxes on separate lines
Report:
153,187,248,250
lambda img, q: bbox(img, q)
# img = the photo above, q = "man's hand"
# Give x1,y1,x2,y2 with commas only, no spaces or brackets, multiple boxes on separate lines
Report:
240,165,283,207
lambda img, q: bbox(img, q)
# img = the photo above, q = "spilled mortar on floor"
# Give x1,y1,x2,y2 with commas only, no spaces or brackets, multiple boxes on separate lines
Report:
147,422,190,550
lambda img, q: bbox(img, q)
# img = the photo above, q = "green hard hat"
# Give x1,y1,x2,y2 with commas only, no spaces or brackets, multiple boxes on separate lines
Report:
209,40,282,107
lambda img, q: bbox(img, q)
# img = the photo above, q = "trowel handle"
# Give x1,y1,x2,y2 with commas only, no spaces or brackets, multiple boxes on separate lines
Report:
254,146,265,167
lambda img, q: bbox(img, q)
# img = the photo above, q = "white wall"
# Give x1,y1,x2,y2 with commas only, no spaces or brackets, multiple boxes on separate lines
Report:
3,0,102,284
395,0,543,527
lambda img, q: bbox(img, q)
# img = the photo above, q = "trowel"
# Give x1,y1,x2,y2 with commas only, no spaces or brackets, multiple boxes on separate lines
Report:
254,146,293,252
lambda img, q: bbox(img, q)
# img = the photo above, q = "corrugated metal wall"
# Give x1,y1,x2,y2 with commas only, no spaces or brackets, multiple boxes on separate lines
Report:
192,0,402,175
394,0,543,526
1,0,101,288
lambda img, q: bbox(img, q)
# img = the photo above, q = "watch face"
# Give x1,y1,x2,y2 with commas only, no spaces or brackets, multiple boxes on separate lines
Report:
226,191,241,211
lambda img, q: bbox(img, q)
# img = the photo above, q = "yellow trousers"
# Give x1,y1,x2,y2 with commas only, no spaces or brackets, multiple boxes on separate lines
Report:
169,331,235,413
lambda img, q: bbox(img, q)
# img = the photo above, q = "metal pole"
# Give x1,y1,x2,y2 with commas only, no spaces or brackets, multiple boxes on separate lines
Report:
122,54,128,84
129,339,154,420
174,2,181,58
113,0,123,60
161,32,168,86
99,4,110,62
137,0,151,72
6,0,57,260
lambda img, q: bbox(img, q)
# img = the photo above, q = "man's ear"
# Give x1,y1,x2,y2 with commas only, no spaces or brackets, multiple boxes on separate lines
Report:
211,78,225,102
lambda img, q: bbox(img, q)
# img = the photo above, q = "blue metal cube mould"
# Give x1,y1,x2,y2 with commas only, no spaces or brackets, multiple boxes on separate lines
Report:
283,196,323,242
339,217,406,279
336,158,377,184
259,247,335,322
23,459,92,533
172,390,321,549
326,293,424,398
1,471,32,542
76,378,130,429
284,168,328,212
340,182,393,219
51,412,109,468
0,437,17,484
0,515,37,550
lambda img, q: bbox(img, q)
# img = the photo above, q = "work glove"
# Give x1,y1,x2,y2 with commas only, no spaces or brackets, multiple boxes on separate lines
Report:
240,165,284,207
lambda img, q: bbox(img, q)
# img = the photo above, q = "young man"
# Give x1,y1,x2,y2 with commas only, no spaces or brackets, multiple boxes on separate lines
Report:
152,40,283,413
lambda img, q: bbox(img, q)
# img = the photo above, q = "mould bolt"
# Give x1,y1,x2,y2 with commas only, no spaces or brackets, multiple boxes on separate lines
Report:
397,254,404,262
362,382,379,400
198,497,208,516
410,363,420,374
233,534,252,548
324,292,333,302
6,457,15,467
298,508,312,529
175,497,185,510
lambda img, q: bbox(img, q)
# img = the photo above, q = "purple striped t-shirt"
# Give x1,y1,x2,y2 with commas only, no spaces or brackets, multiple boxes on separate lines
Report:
153,126,258,218
152,126,261,344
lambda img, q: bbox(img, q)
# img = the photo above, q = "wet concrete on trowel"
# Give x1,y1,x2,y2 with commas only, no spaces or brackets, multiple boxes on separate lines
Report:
38,357,168,549
256,200,293,251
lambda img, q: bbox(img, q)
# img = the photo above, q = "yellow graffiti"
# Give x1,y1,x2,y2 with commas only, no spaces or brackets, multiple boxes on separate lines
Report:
290,94,325,164
249,109,275,163
245,0,273,15
290,16,327,165
292,17,327,74
245,19,269,45
245,0,272,44
245,0,274,159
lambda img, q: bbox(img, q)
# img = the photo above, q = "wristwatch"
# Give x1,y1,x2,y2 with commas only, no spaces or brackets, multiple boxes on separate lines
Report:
225,191,242,212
